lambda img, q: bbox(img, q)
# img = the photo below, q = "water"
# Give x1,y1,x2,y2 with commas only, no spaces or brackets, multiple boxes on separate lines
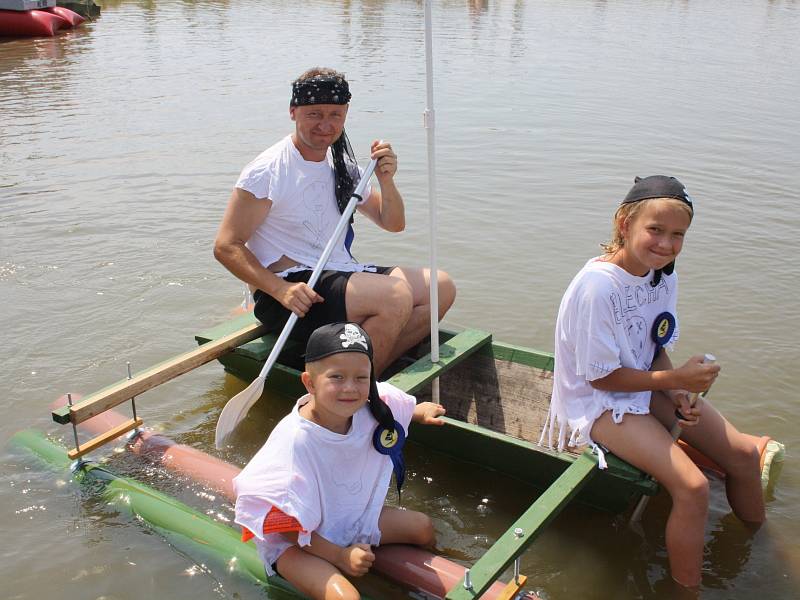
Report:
1,0,799,598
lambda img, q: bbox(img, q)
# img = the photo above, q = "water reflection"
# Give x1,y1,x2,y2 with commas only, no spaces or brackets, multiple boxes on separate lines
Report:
2,1,799,599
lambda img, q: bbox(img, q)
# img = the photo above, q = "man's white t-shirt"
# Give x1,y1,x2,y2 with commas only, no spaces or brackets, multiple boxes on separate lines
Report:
546,258,680,451
235,135,374,274
233,381,416,575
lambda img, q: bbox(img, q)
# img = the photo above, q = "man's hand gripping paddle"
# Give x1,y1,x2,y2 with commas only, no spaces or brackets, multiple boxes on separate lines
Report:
214,158,378,449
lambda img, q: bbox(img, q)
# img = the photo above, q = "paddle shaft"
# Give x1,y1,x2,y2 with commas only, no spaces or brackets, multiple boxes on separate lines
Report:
52,321,267,425
669,354,716,440
251,158,378,384
630,353,716,523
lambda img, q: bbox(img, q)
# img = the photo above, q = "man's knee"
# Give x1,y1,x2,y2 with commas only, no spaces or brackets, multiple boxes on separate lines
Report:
436,270,456,315
381,278,414,323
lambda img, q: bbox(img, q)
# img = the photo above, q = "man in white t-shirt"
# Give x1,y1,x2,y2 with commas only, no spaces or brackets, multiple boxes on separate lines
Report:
214,67,456,375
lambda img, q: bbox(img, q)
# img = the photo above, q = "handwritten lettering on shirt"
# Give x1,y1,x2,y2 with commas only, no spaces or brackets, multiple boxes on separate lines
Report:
610,279,670,324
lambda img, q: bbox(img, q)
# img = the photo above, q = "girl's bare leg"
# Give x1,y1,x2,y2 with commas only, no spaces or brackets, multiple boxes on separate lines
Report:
650,393,765,524
591,410,709,587
378,505,436,547
276,546,360,600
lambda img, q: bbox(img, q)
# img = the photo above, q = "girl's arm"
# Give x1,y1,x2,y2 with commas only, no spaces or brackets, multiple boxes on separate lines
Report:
589,353,718,394
412,401,446,426
280,531,375,576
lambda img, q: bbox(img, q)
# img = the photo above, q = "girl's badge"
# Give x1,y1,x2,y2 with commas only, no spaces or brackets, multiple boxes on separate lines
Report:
651,311,676,347
650,311,676,364
372,420,406,495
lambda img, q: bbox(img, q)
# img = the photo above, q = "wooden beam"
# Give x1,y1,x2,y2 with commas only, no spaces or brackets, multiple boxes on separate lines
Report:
68,418,144,459
387,329,492,394
445,451,598,600
53,322,268,425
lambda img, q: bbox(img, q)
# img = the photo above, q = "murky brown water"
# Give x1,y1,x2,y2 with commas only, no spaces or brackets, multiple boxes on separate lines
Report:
2,0,799,598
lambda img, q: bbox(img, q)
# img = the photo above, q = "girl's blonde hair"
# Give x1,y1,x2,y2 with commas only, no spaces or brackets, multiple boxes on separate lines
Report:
600,198,694,256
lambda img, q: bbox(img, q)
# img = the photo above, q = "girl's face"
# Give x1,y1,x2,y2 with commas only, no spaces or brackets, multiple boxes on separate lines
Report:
617,199,692,276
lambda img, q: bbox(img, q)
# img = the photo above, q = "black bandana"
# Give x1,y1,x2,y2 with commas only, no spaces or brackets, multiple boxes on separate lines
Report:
331,131,360,223
290,75,351,107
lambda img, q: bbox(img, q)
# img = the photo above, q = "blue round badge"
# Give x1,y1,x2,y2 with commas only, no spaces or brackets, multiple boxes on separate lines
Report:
372,420,406,455
372,420,407,495
651,311,676,348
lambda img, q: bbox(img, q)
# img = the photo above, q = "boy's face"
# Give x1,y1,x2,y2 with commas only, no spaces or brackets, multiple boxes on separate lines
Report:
302,352,372,426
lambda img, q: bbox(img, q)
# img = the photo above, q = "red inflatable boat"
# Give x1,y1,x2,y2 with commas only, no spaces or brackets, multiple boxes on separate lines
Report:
0,6,84,37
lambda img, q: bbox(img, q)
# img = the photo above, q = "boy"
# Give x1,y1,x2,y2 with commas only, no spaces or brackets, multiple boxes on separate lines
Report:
234,322,445,599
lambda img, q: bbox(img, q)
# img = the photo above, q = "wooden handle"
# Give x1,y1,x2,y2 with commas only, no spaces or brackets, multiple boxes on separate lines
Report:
53,322,267,425
68,418,144,459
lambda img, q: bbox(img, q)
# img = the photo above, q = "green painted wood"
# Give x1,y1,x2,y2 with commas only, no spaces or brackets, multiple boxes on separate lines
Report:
445,451,599,600
195,317,655,512
409,416,655,513
483,341,555,372
386,329,493,394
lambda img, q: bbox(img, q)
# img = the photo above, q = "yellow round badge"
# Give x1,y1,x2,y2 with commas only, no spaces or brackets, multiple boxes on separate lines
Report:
380,429,399,449
657,318,670,338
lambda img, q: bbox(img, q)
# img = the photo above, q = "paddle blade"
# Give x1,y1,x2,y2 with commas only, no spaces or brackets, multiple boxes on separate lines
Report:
214,376,266,449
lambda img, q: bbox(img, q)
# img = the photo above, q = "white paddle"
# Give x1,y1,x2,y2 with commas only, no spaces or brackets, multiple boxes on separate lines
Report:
215,157,378,449
630,353,716,524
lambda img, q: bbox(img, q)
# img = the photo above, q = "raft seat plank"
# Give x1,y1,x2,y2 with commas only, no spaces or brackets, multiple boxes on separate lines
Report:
386,329,493,395
53,322,267,425
445,451,598,600
67,418,144,459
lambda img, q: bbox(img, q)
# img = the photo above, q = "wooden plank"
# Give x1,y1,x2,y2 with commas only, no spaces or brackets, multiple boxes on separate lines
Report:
53,322,268,425
387,329,492,394
445,451,598,600
67,418,144,459
494,574,527,600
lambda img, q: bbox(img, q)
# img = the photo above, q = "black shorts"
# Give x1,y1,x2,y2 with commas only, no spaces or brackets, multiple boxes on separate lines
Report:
253,266,395,345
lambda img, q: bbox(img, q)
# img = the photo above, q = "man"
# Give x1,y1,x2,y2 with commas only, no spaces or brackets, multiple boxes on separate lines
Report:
214,67,456,376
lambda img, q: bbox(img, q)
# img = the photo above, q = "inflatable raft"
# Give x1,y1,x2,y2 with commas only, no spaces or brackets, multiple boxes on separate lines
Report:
0,5,85,37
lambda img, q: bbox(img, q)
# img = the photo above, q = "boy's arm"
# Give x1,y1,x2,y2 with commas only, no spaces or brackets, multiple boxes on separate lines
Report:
280,531,375,577
412,401,446,426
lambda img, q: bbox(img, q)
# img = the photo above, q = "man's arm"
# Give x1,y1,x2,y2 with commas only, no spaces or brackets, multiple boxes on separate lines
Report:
357,140,405,232
213,187,322,316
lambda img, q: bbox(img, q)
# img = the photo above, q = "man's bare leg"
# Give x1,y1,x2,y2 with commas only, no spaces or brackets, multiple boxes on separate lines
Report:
345,268,456,375
383,267,456,366
346,272,414,375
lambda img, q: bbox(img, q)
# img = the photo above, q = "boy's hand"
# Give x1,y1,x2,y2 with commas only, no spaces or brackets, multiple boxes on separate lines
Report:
413,401,446,426
667,389,701,427
674,355,720,393
337,543,374,577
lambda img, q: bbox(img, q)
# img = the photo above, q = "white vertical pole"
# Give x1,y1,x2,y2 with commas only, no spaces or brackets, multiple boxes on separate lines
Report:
423,0,440,402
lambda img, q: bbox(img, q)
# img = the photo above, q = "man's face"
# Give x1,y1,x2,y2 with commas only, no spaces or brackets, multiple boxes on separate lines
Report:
290,104,349,156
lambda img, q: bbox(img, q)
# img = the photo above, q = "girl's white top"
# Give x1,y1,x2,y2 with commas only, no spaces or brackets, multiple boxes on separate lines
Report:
544,258,679,452
233,381,415,576
235,135,373,274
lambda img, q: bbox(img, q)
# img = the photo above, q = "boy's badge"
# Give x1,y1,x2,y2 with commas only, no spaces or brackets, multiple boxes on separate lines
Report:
372,420,407,495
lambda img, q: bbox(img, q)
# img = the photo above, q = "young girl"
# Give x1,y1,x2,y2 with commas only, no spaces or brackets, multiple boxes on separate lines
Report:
546,176,765,587
234,322,445,600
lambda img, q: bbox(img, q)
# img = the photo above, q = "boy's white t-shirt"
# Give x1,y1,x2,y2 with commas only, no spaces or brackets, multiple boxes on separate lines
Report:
547,258,680,450
235,135,374,274
233,381,416,575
